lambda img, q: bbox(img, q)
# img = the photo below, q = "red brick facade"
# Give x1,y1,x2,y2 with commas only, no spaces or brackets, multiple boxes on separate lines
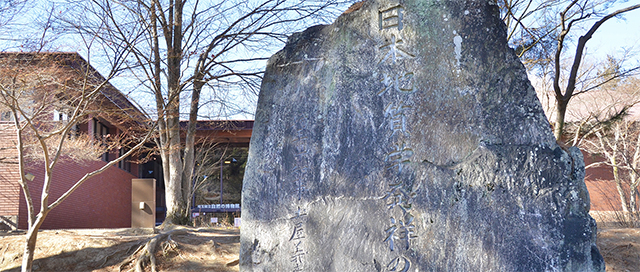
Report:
17,160,137,229
0,124,20,229
584,152,627,212
0,122,141,229
0,52,147,230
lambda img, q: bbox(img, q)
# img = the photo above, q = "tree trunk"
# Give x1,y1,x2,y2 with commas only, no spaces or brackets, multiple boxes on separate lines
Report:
629,177,639,224
21,210,47,272
630,187,638,213
161,0,187,225
612,163,630,212
181,80,204,217
630,167,639,213
163,109,186,224
554,97,568,141
21,229,38,272
630,170,639,213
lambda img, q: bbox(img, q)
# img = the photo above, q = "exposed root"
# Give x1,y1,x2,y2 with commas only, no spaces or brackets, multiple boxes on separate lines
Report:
112,242,143,270
118,243,146,272
226,259,239,267
118,228,189,272
0,244,7,264
161,237,179,256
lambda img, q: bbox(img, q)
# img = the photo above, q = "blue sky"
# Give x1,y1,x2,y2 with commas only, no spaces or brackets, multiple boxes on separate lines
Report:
2,0,639,120
587,3,640,66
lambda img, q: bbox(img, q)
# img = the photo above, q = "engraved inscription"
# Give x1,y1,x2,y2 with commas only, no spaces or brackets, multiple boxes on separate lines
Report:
385,143,413,173
378,72,414,96
379,5,404,31
375,4,419,271
290,221,306,241
382,181,417,212
384,213,417,252
384,103,411,137
384,221,398,251
387,256,411,272
290,207,308,271
378,35,415,64
288,121,314,271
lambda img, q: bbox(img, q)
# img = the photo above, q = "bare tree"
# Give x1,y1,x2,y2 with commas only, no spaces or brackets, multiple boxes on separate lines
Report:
583,121,640,217
63,0,346,224
0,0,27,30
0,52,152,272
558,59,640,145
499,0,640,141
186,135,225,212
562,75,640,224
0,1,63,52
190,143,248,209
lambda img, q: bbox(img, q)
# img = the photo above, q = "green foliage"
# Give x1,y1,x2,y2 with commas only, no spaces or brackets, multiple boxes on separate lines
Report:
597,55,623,88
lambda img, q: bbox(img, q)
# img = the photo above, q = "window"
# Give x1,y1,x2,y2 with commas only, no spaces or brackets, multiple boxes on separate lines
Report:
0,111,26,122
93,119,110,161
118,147,131,172
53,109,68,121
0,111,13,121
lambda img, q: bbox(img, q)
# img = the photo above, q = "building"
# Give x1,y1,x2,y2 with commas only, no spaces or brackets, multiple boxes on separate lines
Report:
0,52,253,230
0,52,152,230
149,120,252,224
181,120,252,223
2,51,623,230
536,78,640,217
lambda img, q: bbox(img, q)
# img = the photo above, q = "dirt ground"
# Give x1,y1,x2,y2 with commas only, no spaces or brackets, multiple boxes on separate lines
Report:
1,226,639,271
0,227,240,272
597,227,640,272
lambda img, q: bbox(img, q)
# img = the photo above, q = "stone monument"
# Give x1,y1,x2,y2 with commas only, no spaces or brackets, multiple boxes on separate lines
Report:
240,0,605,271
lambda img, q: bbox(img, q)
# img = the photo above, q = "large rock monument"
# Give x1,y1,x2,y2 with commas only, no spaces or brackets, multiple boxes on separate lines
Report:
240,0,604,271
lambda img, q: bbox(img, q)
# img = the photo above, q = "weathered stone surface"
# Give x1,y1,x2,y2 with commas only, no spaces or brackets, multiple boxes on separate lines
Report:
240,0,604,271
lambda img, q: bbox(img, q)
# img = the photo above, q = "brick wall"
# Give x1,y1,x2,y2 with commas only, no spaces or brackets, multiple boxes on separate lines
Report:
582,150,622,211
0,124,20,225
0,122,143,230
18,159,137,229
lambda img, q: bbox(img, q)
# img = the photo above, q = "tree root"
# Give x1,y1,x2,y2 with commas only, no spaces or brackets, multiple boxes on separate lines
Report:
118,243,146,272
0,244,7,264
226,259,240,267
118,228,189,272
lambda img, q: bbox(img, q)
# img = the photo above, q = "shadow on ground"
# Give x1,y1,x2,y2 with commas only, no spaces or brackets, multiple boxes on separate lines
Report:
0,227,240,272
2,239,145,272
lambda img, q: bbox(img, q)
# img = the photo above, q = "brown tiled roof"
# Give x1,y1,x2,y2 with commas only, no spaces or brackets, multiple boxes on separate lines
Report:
179,120,253,131
179,120,253,146
0,52,148,130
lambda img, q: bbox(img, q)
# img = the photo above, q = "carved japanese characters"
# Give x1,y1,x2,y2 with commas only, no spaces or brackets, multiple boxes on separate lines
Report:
240,1,604,271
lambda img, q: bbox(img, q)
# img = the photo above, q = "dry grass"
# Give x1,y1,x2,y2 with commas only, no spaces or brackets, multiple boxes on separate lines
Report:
0,227,239,272
1,223,638,272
